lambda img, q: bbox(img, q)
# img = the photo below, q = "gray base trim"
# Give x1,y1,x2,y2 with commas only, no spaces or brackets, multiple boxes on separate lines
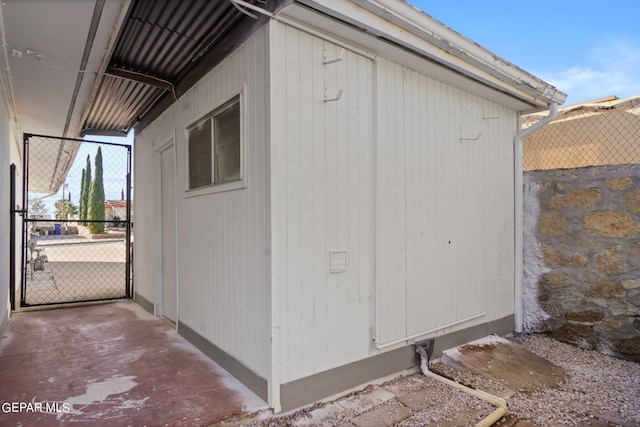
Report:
134,293,154,315
178,322,268,402
0,310,9,335
280,340,415,412
280,314,514,412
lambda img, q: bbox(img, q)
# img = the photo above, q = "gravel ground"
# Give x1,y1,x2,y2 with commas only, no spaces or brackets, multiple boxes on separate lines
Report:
243,334,640,427
505,334,640,426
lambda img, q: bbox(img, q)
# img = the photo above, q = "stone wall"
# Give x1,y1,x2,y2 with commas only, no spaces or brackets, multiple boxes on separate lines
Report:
523,164,640,361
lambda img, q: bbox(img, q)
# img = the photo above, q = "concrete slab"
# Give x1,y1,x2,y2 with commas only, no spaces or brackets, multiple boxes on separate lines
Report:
440,335,566,394
0,301,267,426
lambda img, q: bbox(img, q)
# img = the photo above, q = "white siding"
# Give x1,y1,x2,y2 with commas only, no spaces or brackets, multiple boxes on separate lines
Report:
133,128,158,307
376,59,517,345
271,21,518,384
270,22,375,383
136,17,519,394
134,28,270,379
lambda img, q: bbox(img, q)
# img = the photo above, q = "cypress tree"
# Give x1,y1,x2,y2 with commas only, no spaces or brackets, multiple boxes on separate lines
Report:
87,147,105,234
78,169,85,222
80,155,91,224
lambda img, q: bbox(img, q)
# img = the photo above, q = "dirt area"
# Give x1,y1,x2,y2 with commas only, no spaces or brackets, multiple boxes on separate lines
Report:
443,335,566,394
227,334,640,427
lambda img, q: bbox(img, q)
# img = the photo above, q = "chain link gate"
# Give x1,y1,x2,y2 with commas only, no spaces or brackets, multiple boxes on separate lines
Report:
21,134,132,306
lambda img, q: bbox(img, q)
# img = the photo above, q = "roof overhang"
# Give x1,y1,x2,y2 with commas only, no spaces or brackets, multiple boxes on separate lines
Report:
2,0,567,154
87,0,290,136
1,0,129,140
288,0,566,112
0,0,129,193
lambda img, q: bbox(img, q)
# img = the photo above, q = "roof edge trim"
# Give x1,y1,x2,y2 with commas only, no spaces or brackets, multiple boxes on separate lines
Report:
296,0,567,108
78,0,133,137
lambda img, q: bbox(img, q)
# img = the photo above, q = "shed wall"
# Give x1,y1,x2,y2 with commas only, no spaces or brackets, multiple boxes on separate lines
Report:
270,21,518,384
376,59,518,345
270,21,375,384
133,129,157,312
134,28,270,379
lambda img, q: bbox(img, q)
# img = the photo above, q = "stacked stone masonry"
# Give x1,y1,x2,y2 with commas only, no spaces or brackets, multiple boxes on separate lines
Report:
524,164,640,361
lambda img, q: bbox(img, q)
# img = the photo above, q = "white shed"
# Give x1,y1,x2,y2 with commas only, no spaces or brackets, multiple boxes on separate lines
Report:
132,0,566,412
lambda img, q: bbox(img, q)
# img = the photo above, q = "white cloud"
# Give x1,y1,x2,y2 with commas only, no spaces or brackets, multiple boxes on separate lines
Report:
535,38,640,104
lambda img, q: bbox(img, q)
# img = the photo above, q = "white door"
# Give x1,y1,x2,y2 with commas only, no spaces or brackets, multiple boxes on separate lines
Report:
160,145,177,322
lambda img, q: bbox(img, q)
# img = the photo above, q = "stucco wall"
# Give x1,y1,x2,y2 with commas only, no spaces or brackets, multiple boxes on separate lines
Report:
0,89,10,332
523,164,640,361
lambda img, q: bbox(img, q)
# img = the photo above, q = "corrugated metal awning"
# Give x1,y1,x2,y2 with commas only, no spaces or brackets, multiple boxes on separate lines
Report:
80,0,277,136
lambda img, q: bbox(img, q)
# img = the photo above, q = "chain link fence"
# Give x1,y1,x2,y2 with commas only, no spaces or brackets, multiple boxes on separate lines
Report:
523,97,640,171
22,134,132,306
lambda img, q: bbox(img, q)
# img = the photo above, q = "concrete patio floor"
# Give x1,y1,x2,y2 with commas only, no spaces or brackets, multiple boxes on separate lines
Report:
0,300,267,426
3,301,637,426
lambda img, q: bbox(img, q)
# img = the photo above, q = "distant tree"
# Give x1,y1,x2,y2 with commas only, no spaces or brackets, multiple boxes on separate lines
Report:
80,155,91,224
28,199,48,218
121,189,124,200
54,200,78,220
78,169,85,222
87,147,105,234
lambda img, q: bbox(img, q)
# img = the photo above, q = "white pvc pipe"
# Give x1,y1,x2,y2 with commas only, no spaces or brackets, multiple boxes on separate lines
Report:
375,312,486,350
417,348,508,427
513,102,559,332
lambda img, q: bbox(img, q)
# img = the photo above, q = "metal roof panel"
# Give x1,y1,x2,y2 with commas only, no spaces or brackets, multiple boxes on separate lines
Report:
82,0,252,136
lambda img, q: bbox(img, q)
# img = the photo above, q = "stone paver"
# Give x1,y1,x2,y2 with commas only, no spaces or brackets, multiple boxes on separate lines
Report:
291,401,349,426
495,419,537,427
426,408,487,427
351,401,412,427
396,386,440,411
289,387,397,427
336,388,396,413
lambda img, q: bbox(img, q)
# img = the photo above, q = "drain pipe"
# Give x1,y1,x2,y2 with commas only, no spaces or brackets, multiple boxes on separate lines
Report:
416,345,508,427
513,102,559,332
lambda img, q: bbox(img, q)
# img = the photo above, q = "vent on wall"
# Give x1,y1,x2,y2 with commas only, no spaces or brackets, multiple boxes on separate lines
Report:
329,250,348,273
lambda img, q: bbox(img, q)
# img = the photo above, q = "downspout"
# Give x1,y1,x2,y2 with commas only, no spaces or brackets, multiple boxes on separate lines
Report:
416,345,508,427
514,102,559,332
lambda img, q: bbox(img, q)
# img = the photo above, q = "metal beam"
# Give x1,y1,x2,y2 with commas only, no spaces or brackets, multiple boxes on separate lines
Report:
63,0,106,138
105,67,173,92
79,128,129,137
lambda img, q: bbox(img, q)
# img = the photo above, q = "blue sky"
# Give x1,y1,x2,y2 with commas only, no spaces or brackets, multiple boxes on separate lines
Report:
409,0,640,105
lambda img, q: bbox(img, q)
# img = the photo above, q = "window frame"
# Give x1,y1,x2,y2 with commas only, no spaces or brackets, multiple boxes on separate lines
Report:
185,90,246,197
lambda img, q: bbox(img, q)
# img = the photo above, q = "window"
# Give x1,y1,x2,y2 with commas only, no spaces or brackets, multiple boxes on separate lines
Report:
187,95,241,190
